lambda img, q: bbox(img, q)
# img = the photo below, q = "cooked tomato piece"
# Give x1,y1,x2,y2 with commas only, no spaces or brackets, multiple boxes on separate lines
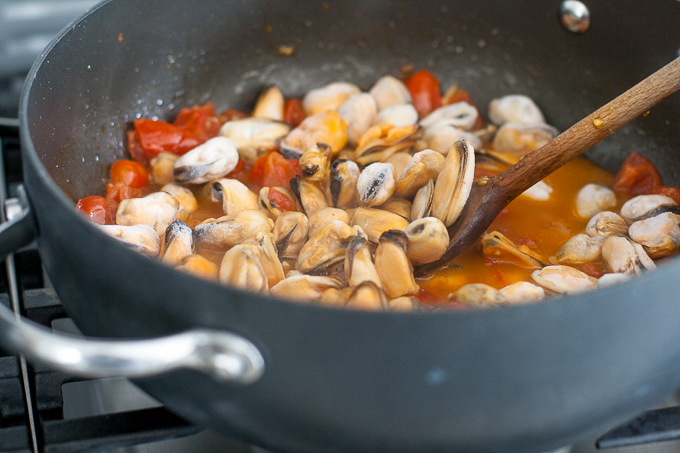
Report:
174,102,222,152
268,187,294,212
110,159,149,188
134,118,185,160
283,98,305,128
134,102,231,160
217,108,249,124
442,86,474,106
127,130,147,164
251,152,302,189
76,195,110,225
174,102,216,127
105,183,144,212
405,69,442,118
442,86,485,130
613,152,662,195
650,185,680,204
414,288,440,305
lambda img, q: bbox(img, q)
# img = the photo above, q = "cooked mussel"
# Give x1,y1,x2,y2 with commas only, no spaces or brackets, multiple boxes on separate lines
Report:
173,136,240,184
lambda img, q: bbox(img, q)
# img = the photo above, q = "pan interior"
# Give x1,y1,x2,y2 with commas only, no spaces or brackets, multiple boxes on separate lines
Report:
23,0,680,202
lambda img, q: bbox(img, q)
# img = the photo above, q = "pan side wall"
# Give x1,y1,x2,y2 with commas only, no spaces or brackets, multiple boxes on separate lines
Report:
21,0,680,452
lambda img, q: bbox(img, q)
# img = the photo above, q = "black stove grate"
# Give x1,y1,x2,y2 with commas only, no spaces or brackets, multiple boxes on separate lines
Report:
0,125,200,453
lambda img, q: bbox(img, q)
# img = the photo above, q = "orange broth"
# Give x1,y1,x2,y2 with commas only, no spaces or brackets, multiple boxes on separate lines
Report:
157,154,629,305
418,157,631,304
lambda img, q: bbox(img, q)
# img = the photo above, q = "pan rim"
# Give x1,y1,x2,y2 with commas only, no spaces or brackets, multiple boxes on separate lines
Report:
17,0,680,322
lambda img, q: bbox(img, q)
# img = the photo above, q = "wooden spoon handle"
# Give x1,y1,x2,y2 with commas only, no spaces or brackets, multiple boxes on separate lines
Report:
494,55,680,200
415,56,680,276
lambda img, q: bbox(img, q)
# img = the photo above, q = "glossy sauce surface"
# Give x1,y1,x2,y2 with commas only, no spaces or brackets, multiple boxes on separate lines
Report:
418,157,630,304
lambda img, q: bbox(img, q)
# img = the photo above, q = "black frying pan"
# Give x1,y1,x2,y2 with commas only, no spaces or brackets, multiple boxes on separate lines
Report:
7,0,680,451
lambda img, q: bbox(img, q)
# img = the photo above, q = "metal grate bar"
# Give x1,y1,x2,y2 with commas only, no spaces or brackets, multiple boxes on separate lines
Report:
0,128,39,453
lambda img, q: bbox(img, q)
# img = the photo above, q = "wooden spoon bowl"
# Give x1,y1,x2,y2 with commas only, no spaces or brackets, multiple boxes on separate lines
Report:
415,56,680,276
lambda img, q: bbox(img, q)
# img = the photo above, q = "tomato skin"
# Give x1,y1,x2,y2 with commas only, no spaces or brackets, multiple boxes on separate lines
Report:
110,160,149,188
613,152,662,195
405,69,442,118
217,108,249,124
127,130,147,164
173,102,221,153
251,152,302,189
283,99,305,128
133,102,233,161
268,188,293,212
651,185,680,204
134,118,185,160
76,196,110,225
105,183,144,212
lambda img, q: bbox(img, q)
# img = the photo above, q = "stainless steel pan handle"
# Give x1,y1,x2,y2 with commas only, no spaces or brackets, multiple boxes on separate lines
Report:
0,186,265,384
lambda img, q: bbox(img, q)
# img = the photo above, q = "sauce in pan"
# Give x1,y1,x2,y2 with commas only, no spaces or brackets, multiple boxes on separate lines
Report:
75,69,680,310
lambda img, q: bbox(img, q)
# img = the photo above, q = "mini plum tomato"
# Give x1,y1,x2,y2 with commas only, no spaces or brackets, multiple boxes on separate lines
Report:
405,69,442,118
76,196,109,225
251,151,302,190
283,98,305,128
110,159,149,188
613,152,662,195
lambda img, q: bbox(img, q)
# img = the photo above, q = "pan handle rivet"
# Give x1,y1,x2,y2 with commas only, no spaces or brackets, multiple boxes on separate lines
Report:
593,118,604,129
560,0,590,33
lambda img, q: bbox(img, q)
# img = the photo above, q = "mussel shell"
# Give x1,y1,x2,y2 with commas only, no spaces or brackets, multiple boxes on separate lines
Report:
273,211,310,259
620,194,680,224
431,138,475,227
173,136,240,184
357,163,397,207
116,191,180,236
488,94,545,125
193,209,274,251
160,219,193,266
329,159,360,209
98,224,160,257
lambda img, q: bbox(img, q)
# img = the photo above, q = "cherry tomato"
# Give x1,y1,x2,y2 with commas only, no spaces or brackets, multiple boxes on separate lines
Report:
76,196,110,225
650,185,680,204
251,152,301,189
283,98,305,128
110,159,149,188
613,152,661,195
405,69,442,118
268,187,294,212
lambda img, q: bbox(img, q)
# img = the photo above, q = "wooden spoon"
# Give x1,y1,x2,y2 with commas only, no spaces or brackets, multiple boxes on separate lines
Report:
415,56,680,276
